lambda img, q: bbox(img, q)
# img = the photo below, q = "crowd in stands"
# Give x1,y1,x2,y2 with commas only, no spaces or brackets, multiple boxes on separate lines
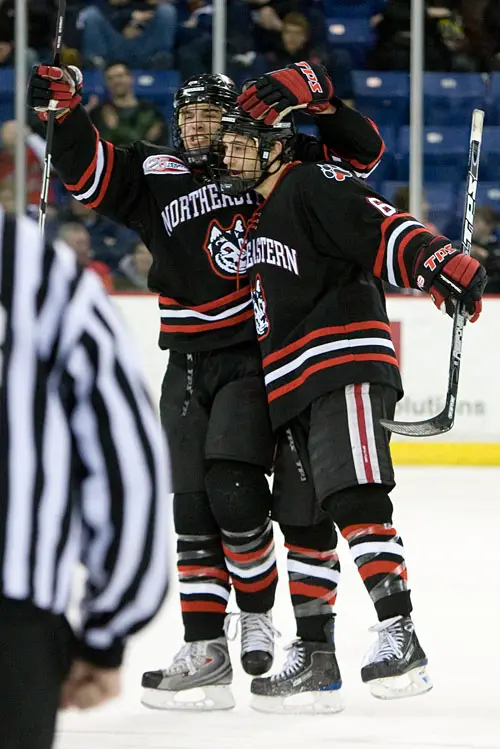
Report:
0,0,499,292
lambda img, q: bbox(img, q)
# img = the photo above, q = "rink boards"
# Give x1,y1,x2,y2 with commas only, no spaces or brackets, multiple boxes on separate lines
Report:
113,293,500,466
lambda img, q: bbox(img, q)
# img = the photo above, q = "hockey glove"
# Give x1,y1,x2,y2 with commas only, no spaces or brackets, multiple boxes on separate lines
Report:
415,241,487,322
27,64,82,122
237,61,334,126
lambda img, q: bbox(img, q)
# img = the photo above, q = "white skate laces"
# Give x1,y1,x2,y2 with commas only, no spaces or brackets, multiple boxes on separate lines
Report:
166,641,209,676
270,639,306,681
225,611,280,654
364,615,406,665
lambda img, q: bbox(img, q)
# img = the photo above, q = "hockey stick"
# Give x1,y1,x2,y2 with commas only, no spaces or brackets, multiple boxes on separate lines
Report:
38,0,66,235
380,107,484,438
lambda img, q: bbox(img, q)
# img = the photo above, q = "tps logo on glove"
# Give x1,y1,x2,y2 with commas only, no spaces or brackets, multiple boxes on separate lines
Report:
295,62,323,94
423,243,457,272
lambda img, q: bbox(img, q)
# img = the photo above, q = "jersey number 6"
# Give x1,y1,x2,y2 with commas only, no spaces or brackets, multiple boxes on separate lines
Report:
367,196,397,217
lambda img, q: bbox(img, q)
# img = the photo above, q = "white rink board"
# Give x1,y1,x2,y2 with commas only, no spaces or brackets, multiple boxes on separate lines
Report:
113,293,500,445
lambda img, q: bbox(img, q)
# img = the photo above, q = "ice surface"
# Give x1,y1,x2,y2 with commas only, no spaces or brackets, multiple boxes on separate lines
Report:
55,467,500,749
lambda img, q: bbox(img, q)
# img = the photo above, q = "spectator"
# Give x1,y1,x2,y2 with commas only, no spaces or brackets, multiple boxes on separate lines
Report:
78,0,177,70
392,185,441,234
471,205,500,292
89,61,167,145
0,121,55,209
369,0,475,72
58,196,139,268
0,0,56,70
113,240,153,290
58,222,115,291
264,12,354,100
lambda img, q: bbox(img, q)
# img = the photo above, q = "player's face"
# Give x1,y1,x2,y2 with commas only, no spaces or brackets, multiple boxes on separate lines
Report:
179,103,223,151
222,133,261,181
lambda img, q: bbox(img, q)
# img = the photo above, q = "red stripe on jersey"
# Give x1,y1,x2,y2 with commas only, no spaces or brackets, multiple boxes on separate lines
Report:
353,384,374,482
345,117,386,171
159,285,251,313
262,321,392,368
267,352,399,403
397,226,431,287
232,567,278,592
289,581,337,601
177,565,230,582
87,141,115,209
373,212,414,279
222,539,273,563
160,308,254,334
359,560,408,582
285,543,338,560
181,601,227,613
342,523,397,540
65,129,100,191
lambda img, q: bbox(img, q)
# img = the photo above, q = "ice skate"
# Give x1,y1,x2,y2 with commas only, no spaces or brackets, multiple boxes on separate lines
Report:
250,636,344,714
225,611,279,675
141,637,235,711
361,615,433,700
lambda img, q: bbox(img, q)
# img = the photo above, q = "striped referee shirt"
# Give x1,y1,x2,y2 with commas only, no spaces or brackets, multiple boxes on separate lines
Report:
0,209,171,667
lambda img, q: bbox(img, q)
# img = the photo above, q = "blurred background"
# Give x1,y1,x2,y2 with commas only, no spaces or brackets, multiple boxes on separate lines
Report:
0,0,499,293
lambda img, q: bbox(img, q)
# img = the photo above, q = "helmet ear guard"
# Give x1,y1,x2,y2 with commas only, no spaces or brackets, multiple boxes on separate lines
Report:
208,108,296,196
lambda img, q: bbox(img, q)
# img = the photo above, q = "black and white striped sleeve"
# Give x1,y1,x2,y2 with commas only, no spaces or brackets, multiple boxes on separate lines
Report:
59,267,171,668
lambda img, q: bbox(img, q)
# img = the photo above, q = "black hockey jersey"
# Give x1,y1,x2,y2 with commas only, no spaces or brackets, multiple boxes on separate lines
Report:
241,162,452,429
50,104,384,353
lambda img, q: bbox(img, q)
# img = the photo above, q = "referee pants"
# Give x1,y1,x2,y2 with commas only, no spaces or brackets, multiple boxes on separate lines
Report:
0,598,73,749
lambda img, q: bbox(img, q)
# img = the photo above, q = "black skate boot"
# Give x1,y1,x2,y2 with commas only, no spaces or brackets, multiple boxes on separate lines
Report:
250,619,343,714
361,615,432,699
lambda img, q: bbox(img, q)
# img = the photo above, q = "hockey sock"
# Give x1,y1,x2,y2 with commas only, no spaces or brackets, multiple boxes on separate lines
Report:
281,517,340,642
206,461,278,613
174,491,230,641
325,485,412,621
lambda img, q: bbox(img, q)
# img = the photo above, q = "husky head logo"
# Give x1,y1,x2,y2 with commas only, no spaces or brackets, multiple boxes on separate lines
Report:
317,163,352,182
203,214,247,278
251,275,270,339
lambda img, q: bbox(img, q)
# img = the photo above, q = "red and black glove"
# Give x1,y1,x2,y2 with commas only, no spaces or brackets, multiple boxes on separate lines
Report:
237,61,334,126
27,64,82,122
415,241,487,322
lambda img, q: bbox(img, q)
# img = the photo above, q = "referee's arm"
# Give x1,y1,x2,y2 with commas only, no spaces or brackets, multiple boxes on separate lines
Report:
62,271,171,668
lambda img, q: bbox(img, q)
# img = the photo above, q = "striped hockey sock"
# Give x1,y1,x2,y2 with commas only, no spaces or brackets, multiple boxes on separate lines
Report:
177,531,231,641
282,518,340,642
341,522,412,619
222,518,278,612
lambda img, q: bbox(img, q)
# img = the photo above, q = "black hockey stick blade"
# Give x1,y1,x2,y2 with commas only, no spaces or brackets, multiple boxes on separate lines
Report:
380,108,484,438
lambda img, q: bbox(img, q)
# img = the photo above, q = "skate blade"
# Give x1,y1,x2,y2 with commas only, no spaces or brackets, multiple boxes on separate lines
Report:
141,684,235,711
367,665,433,700
250,689,345,715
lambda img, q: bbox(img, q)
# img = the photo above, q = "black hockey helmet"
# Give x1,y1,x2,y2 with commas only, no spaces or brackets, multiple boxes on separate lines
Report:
209,106,296,196
172,73,238,172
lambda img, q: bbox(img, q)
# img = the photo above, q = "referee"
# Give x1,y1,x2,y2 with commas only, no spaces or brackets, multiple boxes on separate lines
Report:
0,208,171,749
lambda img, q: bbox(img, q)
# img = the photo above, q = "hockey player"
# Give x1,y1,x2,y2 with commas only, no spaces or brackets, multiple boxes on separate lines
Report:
27,62,384,711
211,106,486,709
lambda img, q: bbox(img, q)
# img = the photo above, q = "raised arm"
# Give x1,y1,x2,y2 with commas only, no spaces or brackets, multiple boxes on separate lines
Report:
237,61,384,177
28,65,150,234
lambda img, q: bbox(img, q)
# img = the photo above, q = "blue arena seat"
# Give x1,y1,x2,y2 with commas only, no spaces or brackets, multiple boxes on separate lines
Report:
326,18,374,68
423,73,486,126
0,67,14,100
322,0,374,18
352,71,409,128
480,126,500,181
396,126,469,182
381,180,456,234
475,182,500,212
